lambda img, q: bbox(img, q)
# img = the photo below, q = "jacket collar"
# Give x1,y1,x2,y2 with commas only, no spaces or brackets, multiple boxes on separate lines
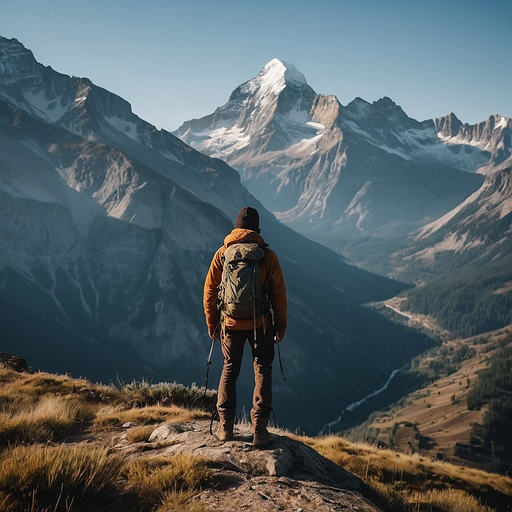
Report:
224,228,266,248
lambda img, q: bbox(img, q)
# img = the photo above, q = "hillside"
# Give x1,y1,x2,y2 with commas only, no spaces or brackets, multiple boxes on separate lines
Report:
0,357,511,512
346,326,512,475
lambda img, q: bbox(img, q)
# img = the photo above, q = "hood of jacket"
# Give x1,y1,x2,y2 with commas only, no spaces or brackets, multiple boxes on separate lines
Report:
223,228,266,248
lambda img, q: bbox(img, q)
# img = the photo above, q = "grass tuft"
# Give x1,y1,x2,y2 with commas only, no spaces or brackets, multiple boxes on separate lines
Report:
0,395,95,445
127,424,158,444
93,405,210,432
409,488,494,512
116,379,217,411
0,443,123,511
125,455,212,511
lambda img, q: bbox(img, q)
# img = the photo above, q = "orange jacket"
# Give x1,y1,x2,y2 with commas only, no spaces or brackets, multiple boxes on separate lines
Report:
203,228,287,338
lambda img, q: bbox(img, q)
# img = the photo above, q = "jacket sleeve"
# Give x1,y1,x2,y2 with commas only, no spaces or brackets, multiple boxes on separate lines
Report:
266,250,287,328
203,248,223,337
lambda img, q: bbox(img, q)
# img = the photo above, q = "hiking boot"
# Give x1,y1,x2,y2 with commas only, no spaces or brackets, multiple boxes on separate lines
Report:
218,422,234,442
253,428,272,447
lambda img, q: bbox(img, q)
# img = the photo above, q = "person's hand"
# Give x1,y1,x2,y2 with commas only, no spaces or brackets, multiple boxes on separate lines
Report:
274,326,286,344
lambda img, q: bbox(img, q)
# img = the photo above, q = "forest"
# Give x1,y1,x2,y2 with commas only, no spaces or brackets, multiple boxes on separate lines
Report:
403,253,512,338
460,336,512,474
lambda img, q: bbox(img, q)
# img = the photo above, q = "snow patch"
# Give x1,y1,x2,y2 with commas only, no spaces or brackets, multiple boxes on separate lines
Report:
243,58,308,100
105,115,139,142
23,90,69,123
305,121,325,131
495,116,509,130
197,125,251,158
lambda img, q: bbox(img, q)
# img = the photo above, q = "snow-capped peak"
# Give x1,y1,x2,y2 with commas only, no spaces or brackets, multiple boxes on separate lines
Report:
263,58,308,87
243,58,308,97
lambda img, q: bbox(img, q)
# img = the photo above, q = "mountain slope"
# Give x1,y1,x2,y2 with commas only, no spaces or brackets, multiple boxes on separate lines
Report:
0,36,435,433
393,158,512,336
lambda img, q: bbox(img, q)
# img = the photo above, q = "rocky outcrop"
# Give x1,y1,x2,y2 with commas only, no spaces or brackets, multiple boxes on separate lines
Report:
0,352,30,372
115,420,383,511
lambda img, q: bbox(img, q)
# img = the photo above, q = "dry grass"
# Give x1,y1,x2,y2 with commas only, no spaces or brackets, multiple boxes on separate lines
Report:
409,488,494,512
2,366,511,511
155,495,210,512
117,379,216,411
0,369,115,404
124,455,212,511
0,368,217,511
0,391,96,445
0,441,212,512
0,443,123,511
1,395,73,442
291,434,511,511
93,405,210,432
127,424,158,444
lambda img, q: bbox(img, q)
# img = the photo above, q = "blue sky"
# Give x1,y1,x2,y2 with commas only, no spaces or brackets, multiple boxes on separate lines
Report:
2,0,511,131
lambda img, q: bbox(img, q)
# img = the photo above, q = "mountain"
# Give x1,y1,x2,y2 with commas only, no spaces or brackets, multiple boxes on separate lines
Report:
174,59,493,245
0,37,435,433
389,157,512,337
397,158,512,277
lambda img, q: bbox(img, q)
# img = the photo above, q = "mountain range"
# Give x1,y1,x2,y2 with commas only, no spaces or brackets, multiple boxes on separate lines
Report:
174,59,511,273
0,37,439,434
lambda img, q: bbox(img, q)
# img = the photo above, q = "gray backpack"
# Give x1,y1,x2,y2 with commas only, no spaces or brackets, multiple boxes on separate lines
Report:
218,242,270,321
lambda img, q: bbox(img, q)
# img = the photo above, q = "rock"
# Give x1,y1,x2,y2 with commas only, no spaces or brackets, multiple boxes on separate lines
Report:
0,352,30,373
121,422,138,428
148,423,183,441
123,420,383,511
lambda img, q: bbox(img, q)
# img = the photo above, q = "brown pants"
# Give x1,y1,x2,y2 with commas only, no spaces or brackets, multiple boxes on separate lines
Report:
217,326,274,430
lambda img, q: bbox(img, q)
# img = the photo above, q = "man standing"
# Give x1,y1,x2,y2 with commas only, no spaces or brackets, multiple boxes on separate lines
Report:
203,207,287,446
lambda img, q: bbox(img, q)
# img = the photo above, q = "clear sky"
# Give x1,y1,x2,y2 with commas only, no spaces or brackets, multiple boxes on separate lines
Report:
1,0,511,131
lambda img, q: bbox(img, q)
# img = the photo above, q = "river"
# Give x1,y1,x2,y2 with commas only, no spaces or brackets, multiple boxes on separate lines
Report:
319,365,407,435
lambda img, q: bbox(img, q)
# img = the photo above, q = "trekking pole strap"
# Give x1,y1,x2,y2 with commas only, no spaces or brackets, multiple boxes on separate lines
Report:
252,262,257,341
203,337,216,398
277,343,286,381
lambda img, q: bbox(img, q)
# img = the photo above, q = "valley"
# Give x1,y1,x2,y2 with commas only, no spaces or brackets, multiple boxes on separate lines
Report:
347,327,512,473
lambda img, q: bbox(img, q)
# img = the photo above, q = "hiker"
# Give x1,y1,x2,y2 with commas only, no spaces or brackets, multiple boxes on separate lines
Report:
203,206,287,446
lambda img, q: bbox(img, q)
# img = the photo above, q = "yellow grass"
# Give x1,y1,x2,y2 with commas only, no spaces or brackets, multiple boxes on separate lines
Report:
0,394,95,445
0,443,123,511
156,494,210,512
127,424,158,444
409,488,494,512
93,405,210,431
2,366,510,511
125,454,212,509
0,369,115,402
292,434,511,511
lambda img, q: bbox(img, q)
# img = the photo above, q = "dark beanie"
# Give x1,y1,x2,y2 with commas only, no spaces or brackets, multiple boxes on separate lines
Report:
235,207,260,232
